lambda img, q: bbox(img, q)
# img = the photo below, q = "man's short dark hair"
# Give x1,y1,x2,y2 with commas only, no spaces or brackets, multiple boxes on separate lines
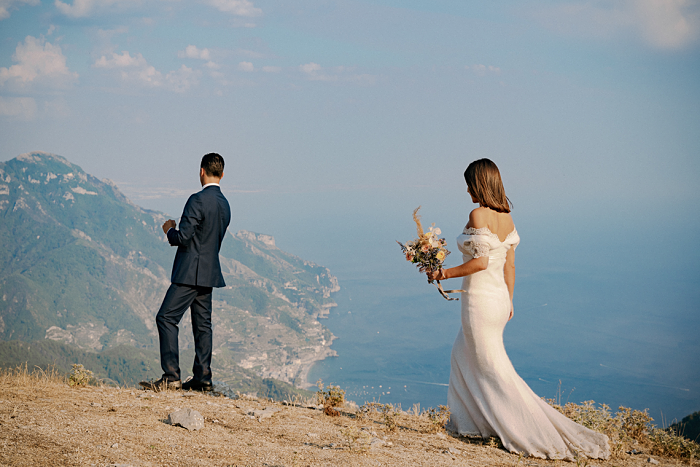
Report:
201,153,224,177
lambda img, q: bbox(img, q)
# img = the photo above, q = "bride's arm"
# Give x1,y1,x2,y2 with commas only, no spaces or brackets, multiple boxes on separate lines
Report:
427,209,489,281
427,256,489,281
504,247,515,320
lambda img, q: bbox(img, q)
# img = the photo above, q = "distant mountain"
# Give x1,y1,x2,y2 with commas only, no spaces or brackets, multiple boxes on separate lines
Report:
0,152,339,387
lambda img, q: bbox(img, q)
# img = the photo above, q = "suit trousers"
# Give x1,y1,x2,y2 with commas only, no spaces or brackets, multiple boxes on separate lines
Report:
156,283,213,382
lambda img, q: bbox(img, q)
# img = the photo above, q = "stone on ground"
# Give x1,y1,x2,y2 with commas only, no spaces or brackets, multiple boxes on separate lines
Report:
167,408,204,431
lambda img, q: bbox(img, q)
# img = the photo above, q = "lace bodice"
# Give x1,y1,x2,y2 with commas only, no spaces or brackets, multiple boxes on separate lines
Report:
457,226,519,259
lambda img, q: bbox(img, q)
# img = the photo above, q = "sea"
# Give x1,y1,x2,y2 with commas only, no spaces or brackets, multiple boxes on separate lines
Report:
293,193,699,424
141,187,700,424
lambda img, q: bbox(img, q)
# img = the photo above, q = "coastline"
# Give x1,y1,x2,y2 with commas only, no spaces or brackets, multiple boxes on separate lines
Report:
296,342,338,389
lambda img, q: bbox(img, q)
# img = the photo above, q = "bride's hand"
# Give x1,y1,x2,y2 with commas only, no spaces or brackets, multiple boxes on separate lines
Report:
508,302,514,321
426,269,444,282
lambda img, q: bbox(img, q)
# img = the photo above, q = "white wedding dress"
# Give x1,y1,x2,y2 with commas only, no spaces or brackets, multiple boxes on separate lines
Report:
447,226,610,460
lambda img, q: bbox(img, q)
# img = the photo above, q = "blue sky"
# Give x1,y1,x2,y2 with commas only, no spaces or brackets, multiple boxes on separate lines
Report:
1,0,698,267
1,0,699,417
1,0,698,212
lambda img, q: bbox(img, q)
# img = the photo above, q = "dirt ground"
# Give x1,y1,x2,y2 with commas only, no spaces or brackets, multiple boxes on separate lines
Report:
0,375,690,467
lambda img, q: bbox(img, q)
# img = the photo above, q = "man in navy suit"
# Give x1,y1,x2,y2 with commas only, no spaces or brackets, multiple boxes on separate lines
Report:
140,153,231,392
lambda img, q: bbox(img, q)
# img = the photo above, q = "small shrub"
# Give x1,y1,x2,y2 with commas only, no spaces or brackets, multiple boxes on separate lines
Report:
380,403,399,431
547,399,700,461
485,436,503,449
617,406,653,442
649,427,700,460
357,401,400,431
68,364,93,387
316,379,345,416
421,405,451,433
572,451,590,467
547,400,616,434
357,401,382,421
341,426,372,452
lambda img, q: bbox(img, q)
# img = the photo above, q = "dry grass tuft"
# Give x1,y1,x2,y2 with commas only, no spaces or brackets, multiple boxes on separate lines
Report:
0,363,66,389
547,399,700,462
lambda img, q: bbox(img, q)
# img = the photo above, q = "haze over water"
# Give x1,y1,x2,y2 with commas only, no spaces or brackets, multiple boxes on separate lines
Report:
296,194,700,424
145,188,700,423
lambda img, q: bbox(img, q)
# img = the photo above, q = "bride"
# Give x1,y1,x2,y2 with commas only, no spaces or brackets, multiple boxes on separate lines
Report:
427,159,610,460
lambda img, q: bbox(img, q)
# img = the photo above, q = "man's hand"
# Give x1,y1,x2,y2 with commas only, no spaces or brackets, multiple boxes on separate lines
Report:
162,219,176,235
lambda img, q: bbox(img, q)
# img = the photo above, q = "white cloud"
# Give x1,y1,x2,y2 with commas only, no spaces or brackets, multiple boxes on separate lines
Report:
165,65,199,93
299,62,322,74
205,61,220,69
0,35,78,89
94,51,161,86
261,65,281,73
54,0,96,17
53,0,134,18
634,0,700,48
93,50,147,69
534,0,700,50
93,51,200,92
238,61,255,72
0,0,38,20
54,0,263,19
0,96,37,120
178,45,211,60
205,0,261,17
466,64,501,76
298,62,377,85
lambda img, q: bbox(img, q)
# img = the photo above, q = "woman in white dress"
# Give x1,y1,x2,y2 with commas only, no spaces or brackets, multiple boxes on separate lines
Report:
427,159,610,460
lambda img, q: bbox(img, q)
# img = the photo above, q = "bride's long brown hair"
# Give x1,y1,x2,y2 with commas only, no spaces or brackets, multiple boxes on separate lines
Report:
464,159,512,213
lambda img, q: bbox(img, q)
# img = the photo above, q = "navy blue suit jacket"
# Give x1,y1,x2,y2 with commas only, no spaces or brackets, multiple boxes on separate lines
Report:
167,185,231,288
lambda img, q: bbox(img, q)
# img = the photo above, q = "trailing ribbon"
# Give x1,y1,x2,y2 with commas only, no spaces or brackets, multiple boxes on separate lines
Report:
432,280,466,301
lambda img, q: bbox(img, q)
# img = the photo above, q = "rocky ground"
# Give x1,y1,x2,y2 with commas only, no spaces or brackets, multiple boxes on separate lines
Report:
0,371,688,467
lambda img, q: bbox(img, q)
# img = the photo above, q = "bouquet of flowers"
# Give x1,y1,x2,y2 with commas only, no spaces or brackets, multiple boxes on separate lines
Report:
398,207,462,300
397,206,450,273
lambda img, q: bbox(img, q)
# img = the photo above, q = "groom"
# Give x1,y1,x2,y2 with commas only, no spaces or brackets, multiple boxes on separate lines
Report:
140,153,231,392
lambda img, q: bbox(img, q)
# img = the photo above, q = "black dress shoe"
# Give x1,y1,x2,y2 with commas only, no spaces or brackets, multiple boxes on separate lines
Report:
139,377,182,392
182,377,213,392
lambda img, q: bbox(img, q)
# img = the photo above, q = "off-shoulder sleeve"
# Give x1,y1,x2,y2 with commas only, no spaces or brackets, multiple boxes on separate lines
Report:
457,227,493,259
504,229,520,251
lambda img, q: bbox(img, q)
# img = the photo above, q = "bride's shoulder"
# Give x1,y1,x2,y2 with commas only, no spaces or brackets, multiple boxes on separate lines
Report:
467,207,489,229
500,211,515,230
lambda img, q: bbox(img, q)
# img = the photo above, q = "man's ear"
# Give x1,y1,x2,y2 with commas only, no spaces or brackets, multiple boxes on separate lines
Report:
219,171,224,181
200,167,205,177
